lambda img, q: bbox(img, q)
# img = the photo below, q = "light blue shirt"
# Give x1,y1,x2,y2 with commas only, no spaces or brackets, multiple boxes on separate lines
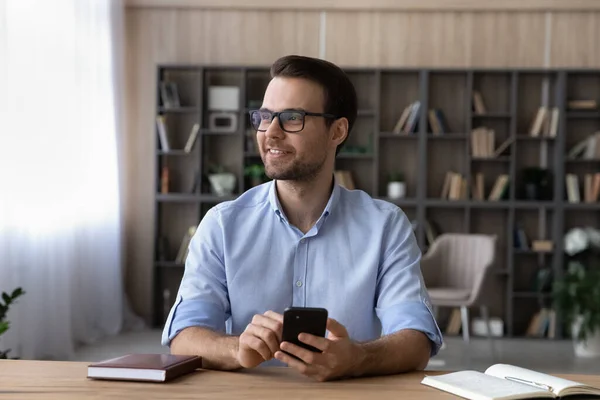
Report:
161,179,443,364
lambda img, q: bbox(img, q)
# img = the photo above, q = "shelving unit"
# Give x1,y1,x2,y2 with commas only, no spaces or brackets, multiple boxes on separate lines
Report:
153,65,600,340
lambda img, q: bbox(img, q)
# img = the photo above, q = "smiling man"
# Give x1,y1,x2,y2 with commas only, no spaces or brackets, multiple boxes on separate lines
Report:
162,55,443,381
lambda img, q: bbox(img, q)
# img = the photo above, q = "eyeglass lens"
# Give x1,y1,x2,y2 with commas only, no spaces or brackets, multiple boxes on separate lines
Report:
251,111,304,133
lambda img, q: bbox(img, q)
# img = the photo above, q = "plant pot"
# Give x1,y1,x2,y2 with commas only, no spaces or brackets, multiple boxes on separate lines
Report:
208,173,236,196
572,316,600,358
387,181,406,199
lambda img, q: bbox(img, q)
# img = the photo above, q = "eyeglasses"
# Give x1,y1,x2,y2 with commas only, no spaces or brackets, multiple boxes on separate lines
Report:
249,109,338,133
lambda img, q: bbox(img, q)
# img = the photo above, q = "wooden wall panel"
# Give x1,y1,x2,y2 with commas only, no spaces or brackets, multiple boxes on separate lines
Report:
469,12,546,67
123,8,320,321
326,11,548,68
550,12,600,67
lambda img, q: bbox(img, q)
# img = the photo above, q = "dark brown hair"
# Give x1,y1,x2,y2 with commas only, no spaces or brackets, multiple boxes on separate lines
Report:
270,55,357,155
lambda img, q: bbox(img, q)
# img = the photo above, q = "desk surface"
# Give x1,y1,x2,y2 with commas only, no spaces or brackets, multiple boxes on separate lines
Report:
2,360,600,399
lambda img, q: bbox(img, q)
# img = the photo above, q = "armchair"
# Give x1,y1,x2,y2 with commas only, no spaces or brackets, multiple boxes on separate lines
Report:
421,233,498,357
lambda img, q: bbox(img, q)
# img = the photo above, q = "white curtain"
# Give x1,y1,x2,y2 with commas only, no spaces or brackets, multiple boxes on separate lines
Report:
0,0,135,360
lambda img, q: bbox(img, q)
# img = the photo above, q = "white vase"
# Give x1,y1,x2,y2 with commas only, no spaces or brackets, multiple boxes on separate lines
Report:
208,173,236,196
572,316,600,358
387,181,406,199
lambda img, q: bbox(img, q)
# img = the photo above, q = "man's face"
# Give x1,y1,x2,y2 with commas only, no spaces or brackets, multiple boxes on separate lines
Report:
257,77,331,182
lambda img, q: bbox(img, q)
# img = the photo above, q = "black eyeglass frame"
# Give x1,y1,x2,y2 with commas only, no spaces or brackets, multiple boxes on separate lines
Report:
248,109,338,133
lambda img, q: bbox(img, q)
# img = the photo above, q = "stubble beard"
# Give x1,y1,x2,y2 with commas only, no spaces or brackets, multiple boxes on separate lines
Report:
263,152,327,182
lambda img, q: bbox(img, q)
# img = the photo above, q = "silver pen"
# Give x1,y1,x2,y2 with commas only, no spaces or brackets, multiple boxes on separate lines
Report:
505,376,554,392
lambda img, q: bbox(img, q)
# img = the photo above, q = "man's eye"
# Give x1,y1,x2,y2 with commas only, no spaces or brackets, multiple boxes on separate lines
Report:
260,112,271,120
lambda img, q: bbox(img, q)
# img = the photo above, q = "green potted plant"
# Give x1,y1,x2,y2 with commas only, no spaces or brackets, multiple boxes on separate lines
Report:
553,228,600,358
0,287,25,359
244,164,266,187
387,172,406,199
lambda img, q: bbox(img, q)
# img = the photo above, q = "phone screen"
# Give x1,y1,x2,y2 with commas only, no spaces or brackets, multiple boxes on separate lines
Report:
281,307,328,354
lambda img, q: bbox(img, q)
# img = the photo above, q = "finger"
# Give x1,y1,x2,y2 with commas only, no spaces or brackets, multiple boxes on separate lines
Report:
326,318,349,338
263,310,284,324
298,333,331,352
274,350,318,376
243,334,272,361
280,341,323,366
245,324,280,355
253,314,283,341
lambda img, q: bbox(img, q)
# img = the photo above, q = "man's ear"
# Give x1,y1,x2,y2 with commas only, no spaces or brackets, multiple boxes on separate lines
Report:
330,118,349,148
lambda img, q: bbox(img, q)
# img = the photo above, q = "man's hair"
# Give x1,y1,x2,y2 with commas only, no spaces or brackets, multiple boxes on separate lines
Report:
270,55,358,155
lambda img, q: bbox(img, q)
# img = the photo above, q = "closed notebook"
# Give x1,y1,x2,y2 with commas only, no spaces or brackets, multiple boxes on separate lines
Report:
87,354,202,382
421,363,600,400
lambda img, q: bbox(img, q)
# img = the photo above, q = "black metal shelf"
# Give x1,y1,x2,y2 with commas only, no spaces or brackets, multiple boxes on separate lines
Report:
472,112,512,118
158,106,200,113
566,111,600,119
157,150,192,156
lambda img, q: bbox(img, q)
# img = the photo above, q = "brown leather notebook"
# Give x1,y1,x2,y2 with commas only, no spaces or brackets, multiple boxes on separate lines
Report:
87,354,202,382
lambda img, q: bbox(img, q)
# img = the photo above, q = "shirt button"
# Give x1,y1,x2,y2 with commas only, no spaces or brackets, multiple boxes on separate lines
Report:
300,239,306,243
296,280,303,287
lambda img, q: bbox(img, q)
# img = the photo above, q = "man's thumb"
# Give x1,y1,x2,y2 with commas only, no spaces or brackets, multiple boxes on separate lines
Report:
326,318,349,338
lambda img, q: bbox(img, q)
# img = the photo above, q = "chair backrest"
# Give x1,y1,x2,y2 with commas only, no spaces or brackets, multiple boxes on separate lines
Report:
430,233,497,294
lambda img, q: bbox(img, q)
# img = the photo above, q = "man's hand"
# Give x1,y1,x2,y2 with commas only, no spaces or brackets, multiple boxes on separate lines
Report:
274,318,364,382
237,310,283,368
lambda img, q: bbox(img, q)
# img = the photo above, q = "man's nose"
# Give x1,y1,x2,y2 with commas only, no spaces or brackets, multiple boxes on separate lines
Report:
264,117,285,138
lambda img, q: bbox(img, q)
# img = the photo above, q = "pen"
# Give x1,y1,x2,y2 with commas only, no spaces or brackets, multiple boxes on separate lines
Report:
505,376,554,392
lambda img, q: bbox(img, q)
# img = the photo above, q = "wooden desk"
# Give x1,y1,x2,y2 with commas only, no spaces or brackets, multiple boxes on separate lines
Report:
2,360,600,399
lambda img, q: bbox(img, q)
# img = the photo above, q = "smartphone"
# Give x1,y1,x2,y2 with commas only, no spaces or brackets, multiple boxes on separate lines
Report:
281,307,328,354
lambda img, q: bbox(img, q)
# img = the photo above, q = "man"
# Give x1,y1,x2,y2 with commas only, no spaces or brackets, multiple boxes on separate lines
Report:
162,55,443,382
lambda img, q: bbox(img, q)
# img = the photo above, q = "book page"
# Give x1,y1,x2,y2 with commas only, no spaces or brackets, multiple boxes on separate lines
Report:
485,364,591,396
421,370,553,400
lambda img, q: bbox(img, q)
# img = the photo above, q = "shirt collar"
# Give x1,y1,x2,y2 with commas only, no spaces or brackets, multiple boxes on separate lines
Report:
268,176,341,219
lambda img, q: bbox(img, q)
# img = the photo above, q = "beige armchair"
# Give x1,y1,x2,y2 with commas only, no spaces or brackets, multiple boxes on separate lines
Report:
421,233,498,357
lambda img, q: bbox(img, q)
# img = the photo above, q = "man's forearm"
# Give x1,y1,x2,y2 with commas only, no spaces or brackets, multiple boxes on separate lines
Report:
170,327,241,371
351,329,432,378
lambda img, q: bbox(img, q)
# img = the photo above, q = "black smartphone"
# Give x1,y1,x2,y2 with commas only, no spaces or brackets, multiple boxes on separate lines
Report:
281,307,328,355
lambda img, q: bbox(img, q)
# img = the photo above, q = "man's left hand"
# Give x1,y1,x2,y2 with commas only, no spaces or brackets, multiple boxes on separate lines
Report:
274,318,364,382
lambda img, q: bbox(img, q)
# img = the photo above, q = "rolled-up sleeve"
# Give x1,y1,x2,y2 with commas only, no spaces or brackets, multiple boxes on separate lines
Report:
374,208,443,357
161,207,230,347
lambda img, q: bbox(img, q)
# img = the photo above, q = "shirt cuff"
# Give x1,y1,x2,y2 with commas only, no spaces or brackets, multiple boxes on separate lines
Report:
161,296,227,346
376,300,444,357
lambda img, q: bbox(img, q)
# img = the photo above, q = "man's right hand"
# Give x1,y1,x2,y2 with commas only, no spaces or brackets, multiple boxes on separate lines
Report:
237,310,283,368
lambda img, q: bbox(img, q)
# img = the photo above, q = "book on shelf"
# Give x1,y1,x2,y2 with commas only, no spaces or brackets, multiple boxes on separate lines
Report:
183,123,200,153
488,175,509,201
513,225,530,250
565,174,581,203
160,81,181,109
160,166,169,194
156,115,170,151
529,106,559,138
567,99,598,110
392,101,421,135
441,171,467,200
567,131,600,160
472,90,487,114
526,307,556,339
421,363,600,400
428,108,451,135
566,173,600,203
471,172,485,200
175,226,198,264
471,127,500,158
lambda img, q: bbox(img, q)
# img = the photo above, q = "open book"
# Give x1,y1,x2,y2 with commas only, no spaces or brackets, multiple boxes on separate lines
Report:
421,364,600,400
